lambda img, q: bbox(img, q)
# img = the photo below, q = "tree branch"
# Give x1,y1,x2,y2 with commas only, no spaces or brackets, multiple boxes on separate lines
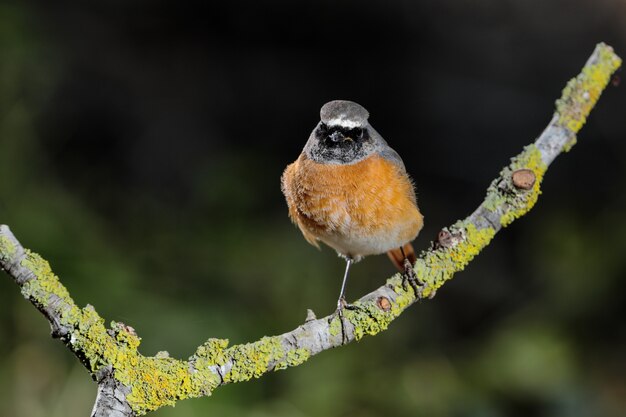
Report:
0,43,621,416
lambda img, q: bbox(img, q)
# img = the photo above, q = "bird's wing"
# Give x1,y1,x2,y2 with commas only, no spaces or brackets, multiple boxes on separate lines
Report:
368,125,407,172
377,146,407,173
281,159,321,249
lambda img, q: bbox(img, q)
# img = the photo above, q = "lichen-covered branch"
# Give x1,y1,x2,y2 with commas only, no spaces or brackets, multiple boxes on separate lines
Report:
0,43,621,416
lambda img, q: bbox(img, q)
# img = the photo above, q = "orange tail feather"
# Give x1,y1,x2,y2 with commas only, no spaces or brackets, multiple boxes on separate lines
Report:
387,242,416,272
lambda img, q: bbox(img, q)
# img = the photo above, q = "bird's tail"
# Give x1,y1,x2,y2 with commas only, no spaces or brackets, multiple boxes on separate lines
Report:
387,242,416,272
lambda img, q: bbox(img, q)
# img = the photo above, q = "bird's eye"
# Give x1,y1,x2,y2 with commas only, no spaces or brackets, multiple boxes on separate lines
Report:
348,128,364,140
317,123,328,136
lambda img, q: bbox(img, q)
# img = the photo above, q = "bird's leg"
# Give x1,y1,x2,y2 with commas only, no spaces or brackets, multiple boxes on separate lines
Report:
335,257,353,315
400,246,426,299
335,257,354,344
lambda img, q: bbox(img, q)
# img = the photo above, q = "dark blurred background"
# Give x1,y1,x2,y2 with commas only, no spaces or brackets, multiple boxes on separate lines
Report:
1,1,625,416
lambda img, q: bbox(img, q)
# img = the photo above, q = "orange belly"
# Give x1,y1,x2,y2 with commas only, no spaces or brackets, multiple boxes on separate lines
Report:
281,153,423,259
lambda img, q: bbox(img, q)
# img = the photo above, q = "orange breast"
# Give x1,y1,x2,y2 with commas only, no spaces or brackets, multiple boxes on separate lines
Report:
281,153,423,258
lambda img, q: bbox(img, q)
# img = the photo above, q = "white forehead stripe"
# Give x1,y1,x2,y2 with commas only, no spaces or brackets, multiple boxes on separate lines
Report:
326,118,364,128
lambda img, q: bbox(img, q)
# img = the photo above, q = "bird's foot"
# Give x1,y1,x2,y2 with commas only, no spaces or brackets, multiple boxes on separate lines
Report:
334,297,355,344
402,258,431,299
335,297,357,319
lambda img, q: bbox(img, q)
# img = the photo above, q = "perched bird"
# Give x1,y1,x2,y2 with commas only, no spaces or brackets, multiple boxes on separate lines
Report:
281,100,424,314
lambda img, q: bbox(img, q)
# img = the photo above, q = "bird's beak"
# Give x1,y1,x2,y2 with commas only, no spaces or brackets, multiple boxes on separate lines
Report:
329,131,344,142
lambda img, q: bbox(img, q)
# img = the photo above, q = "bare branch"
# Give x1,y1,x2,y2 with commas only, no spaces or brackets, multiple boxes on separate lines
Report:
0,43,621,416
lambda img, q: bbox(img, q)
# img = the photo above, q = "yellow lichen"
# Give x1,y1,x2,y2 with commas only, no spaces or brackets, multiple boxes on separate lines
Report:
220,336,309,382
556,43,621,141
222,337,280,382
109,321,142,351
19,250,83,323
20,251,72,306
389,282,414,317
0,235,17,262
415,222,495,295
276,348,311,370
344,300,395,341
500,144,547,227
328,315,342,337
71,316,224,414
481,144,547,228
120,356,198,413
193,338,229,364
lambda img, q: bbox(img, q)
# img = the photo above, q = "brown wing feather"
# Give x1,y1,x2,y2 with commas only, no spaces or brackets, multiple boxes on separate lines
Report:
281,160,321,248
386,242,416,272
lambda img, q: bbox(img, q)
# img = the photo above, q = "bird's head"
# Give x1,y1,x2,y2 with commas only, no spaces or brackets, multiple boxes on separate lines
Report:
304,100,385,165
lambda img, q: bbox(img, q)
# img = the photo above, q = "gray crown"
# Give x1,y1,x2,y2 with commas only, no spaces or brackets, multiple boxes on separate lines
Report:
320,100,369,128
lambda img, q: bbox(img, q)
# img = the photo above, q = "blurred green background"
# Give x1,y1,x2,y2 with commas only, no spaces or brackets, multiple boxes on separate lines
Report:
1,1,625,416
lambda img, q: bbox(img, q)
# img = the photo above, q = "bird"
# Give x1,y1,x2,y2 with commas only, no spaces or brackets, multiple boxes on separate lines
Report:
281,100,424,316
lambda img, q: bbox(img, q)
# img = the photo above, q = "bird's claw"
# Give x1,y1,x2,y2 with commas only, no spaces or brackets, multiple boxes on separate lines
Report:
334,297,355,344
402,258,430,299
